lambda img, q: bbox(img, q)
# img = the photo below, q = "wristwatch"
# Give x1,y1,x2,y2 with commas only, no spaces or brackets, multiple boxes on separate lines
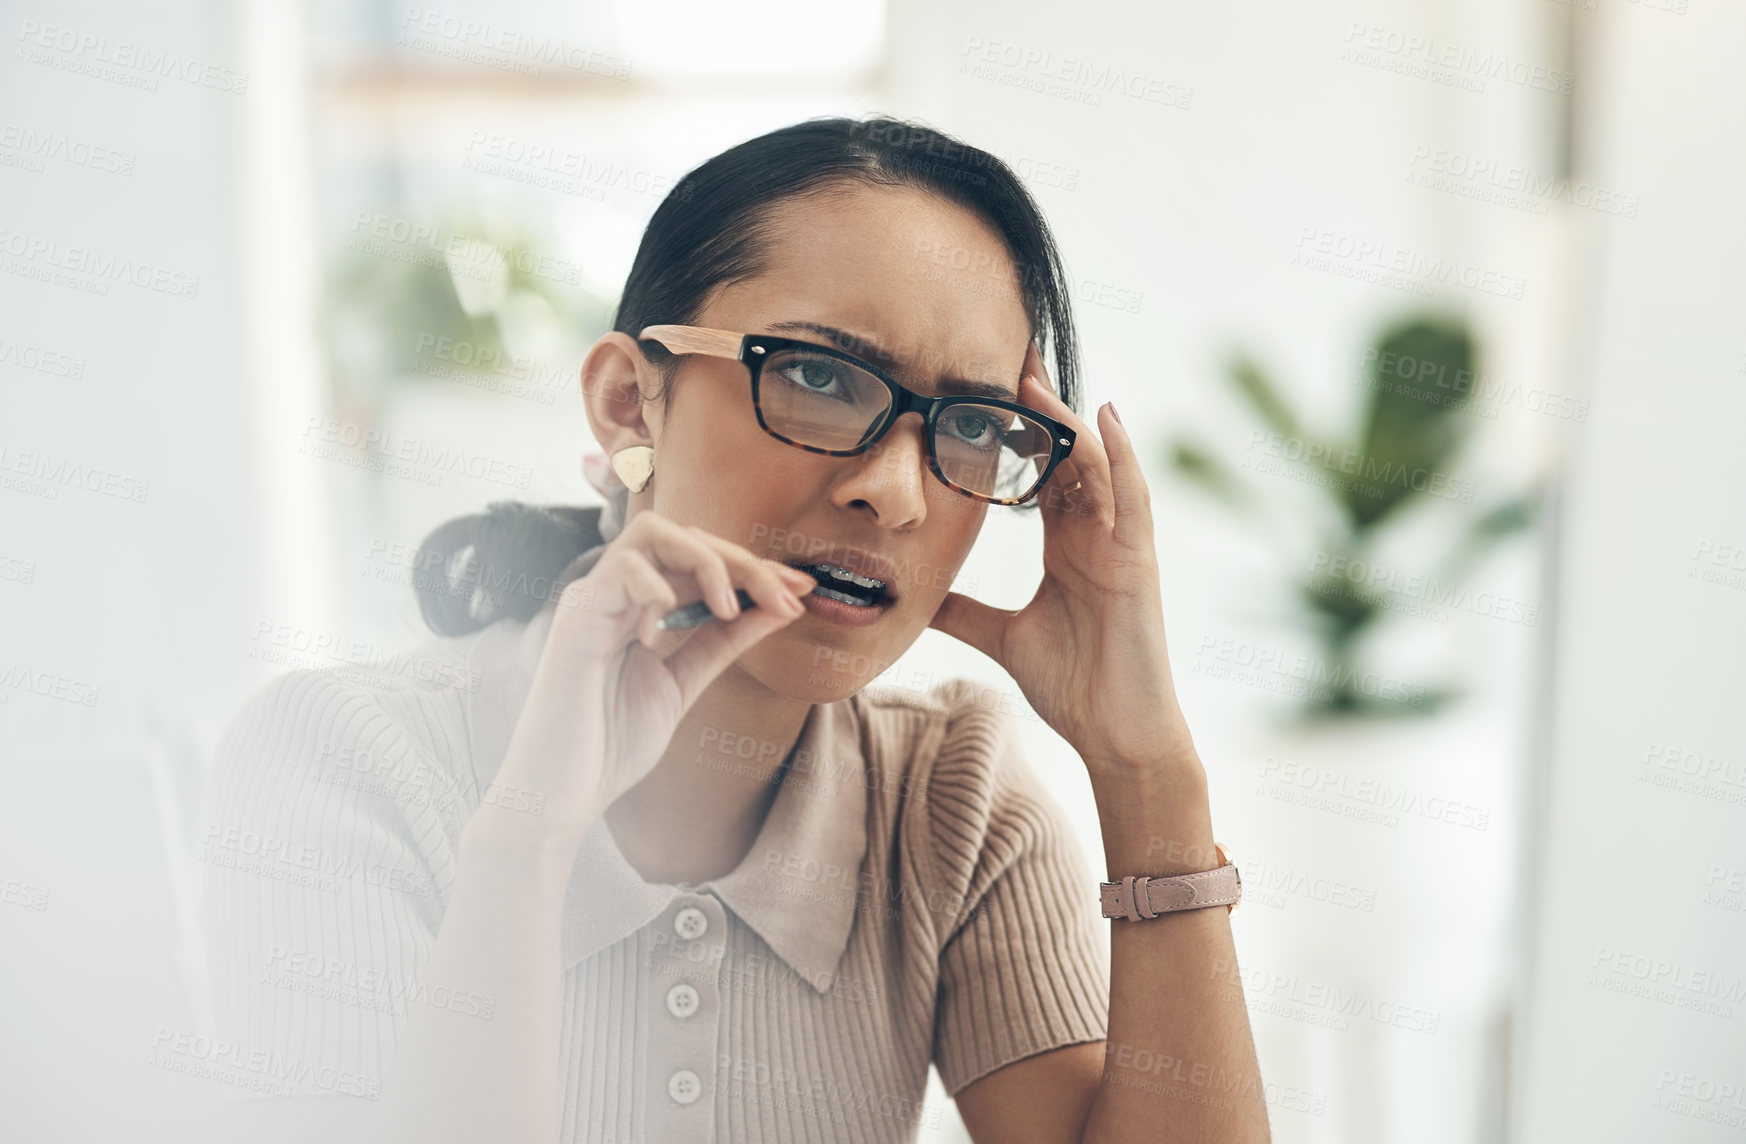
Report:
1099,842,1242,920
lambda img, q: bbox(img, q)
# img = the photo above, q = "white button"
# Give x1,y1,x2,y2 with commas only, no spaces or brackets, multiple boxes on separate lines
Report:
666,983,700,1018
673,907,708,939
668,1068,702,1105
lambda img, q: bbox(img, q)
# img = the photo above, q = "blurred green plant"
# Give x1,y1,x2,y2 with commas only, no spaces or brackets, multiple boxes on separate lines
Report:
1167,314,1539,721
321,208,614,405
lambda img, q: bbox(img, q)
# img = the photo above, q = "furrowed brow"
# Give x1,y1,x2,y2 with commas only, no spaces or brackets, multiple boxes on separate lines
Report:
766,320,1018,402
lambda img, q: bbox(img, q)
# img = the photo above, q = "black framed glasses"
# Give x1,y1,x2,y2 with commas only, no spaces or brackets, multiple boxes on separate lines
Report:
637,324,1077,506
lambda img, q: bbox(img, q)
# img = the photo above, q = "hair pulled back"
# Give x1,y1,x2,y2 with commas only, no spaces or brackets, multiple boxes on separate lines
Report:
413,115,1082,636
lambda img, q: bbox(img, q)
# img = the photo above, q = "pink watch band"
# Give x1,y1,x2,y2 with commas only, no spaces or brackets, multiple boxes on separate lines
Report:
1099,845,1242,920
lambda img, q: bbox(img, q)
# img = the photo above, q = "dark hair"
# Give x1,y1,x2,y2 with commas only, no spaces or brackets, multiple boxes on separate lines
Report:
413,115,1083,637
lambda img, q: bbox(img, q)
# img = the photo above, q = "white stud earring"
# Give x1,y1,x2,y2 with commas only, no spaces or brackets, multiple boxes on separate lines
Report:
611,445,655,493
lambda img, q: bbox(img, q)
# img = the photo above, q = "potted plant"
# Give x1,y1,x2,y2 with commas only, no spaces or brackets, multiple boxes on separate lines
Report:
1167,313,1539,722
1163,313,1545,1143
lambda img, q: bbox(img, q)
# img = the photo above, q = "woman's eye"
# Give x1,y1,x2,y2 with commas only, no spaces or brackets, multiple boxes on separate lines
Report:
779,359,843,393
944,411,998,447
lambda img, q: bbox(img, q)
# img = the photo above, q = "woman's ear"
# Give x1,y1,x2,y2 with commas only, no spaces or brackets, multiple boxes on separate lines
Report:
581,332,657,452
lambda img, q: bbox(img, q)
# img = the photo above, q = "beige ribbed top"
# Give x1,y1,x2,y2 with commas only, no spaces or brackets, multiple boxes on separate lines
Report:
200,596,1110,1142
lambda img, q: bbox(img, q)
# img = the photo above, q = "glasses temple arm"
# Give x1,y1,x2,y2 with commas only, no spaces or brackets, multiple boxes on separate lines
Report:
637,324,745,360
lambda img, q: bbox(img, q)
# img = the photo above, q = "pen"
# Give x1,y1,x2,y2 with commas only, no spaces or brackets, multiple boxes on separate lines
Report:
656,585,819,630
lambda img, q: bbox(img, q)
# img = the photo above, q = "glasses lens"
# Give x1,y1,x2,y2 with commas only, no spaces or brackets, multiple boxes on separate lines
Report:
758,348,893,449
932,402,1056,502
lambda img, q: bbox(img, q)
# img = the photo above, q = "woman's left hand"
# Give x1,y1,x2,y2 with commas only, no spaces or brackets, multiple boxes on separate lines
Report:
928,341,1200,776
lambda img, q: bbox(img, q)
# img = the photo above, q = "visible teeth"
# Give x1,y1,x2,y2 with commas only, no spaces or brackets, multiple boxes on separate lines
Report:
798,563,885,591
813,584,876,607
818,564,882,589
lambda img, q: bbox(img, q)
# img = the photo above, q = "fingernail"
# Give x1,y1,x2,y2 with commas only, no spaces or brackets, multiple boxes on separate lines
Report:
1109,402,1123,425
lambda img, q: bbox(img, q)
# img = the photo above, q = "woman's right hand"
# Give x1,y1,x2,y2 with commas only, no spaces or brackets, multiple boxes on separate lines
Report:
465,511,818,854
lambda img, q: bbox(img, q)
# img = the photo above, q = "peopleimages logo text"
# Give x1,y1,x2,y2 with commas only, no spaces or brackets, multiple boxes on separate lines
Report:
0,227,200,299
299,417,533,490
15,20,251,93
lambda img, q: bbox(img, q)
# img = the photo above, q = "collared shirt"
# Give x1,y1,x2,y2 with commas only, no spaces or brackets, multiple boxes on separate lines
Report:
202,589,1110,1142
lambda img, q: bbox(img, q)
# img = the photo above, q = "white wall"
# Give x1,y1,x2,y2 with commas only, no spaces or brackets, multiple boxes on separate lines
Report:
1513,2,1746,1139
0,1,263,1139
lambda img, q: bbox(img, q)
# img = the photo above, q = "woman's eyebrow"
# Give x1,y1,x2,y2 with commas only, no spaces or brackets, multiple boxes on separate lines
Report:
766,320,1018,401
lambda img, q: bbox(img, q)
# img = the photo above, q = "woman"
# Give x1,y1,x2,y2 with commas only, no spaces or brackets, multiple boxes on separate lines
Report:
202,116,1269,1143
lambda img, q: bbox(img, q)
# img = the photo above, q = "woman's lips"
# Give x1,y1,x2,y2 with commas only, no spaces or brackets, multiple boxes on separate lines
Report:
794,585,894,626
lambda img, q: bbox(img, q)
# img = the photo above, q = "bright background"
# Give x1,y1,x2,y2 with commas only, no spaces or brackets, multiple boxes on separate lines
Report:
2,1,1743,1141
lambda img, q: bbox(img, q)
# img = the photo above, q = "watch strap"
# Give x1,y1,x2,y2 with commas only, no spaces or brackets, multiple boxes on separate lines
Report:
1100,860,1242,920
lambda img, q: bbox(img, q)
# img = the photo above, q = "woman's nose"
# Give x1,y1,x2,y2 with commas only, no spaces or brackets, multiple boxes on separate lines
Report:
831,413,935,521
